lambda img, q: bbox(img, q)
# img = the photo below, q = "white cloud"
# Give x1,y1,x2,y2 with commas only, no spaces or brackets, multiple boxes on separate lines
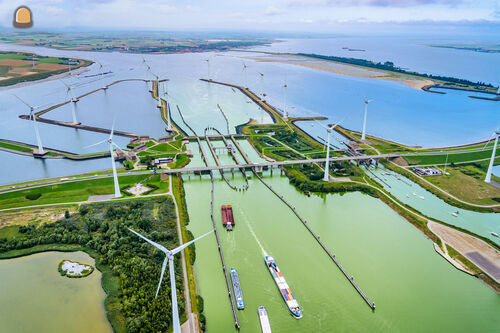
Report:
265,6,286,16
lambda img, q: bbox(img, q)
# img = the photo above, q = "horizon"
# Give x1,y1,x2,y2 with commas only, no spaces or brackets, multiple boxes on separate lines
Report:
0,0,499,33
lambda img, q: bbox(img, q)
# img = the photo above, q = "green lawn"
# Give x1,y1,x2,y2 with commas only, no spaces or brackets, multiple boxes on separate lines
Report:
426,165,500,205
0,175,153,209
404,149,499,166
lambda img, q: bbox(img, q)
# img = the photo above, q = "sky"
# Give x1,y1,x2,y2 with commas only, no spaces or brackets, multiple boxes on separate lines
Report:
0,0,499,32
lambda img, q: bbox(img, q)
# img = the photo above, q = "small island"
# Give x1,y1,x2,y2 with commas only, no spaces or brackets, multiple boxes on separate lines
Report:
58,259,94,278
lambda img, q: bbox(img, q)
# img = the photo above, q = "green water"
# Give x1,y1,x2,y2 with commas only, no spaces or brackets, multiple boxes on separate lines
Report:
184,172,500,332
0,251,112,333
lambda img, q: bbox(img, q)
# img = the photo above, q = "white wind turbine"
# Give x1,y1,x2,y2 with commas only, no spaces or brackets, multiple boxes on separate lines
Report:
128,228,214,333
242,61,248,88
162,83,173,130
60,80,79,124
283,79,288,119
361,98,373,141
14,95,44,154
484,129,500,183
85,119,124,198
94,59,107,90
204,58,210,80
316,118,345,181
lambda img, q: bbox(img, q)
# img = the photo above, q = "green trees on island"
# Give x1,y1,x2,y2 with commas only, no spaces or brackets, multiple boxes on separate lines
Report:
0,198,187,333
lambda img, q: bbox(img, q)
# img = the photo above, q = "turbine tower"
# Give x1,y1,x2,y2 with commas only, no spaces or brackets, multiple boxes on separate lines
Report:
242,61,248,88
95,59,107,90
128,228,213,333
283,79,288,119
259,72,265,100
485,130,500,183
361,98,373,141
316,118,344,181
85,119,124,198
60,80,79,124
204,59,210,80
14,95,44,154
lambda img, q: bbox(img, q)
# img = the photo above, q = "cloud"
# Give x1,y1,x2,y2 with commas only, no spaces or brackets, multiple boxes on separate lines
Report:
285,0,463,7
265,6,287,15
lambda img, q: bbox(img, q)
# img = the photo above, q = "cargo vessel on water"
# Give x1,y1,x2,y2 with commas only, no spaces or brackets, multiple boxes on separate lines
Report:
230,268,245,310
258,306,272,333
264,255,302,318
221,205,235,231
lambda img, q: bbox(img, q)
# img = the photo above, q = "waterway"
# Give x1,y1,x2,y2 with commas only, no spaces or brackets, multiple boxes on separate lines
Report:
0,38,498,185
0,251,111,333
184,172,500,332
366,165,500,245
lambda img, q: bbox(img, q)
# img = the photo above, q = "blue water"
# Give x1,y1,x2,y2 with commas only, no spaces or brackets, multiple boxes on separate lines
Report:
250,36,500,83
0,35,498,185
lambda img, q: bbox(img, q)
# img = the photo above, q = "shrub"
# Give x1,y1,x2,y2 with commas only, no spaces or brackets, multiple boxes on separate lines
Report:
25,193,41,200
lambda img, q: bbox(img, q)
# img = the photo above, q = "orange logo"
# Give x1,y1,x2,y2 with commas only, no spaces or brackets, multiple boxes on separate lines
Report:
13,6,33,28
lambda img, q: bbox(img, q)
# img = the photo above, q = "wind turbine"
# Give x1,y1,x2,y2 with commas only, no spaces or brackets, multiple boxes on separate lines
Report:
258,72,265,100
242,61,248,88
484,130,500,183
128,228,214,333
14,95,44,154
283,79,288,119
85,119,124,198
361,98,373,141
163,84,172,130
94,59,107,90
316,118,345,181
60,80,79,124
204,58,210,80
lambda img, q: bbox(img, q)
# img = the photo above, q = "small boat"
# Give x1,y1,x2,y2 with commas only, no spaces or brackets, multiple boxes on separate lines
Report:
406,194,410,198
451,211,459,217
258,306,272,333
491,232,499,238
412,192,417,196
419,196,425,200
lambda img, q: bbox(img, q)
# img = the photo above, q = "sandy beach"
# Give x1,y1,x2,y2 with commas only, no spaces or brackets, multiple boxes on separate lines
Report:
243,54,433,90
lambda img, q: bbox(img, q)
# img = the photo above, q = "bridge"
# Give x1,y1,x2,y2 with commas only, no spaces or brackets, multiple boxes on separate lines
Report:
155,153,400,175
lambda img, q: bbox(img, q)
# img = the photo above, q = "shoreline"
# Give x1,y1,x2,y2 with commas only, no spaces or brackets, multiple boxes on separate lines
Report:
0,66,90,92
241,53,434,90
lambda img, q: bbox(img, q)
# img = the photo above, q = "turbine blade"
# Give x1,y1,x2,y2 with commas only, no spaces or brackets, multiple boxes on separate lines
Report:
83,139,107,149
128,228,169,253
109,117,116,139
13,94,31,108
482,133,496,150
170,257,181,333
171,230,213,255
314,120,329,130
155,257,168,299
330,115,348,129
111,141,124,153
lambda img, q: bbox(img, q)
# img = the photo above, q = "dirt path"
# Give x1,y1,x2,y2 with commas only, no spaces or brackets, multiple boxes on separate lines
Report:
429,222,500,283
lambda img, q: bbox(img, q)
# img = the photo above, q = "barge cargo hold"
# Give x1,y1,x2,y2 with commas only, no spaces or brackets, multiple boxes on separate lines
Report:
221,205,235,231
230,268,245,310
258,306,272,333
264,255,302,318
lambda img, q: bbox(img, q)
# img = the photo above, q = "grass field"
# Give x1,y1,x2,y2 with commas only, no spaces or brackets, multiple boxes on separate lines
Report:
425,165,500,205
404,149,499,166
0,174,169,209
0,52,90,87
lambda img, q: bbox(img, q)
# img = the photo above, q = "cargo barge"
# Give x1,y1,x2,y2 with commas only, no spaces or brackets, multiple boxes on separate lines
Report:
230,268,245,310
258,306,272,333
264,255,302,318
221,205,235,231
